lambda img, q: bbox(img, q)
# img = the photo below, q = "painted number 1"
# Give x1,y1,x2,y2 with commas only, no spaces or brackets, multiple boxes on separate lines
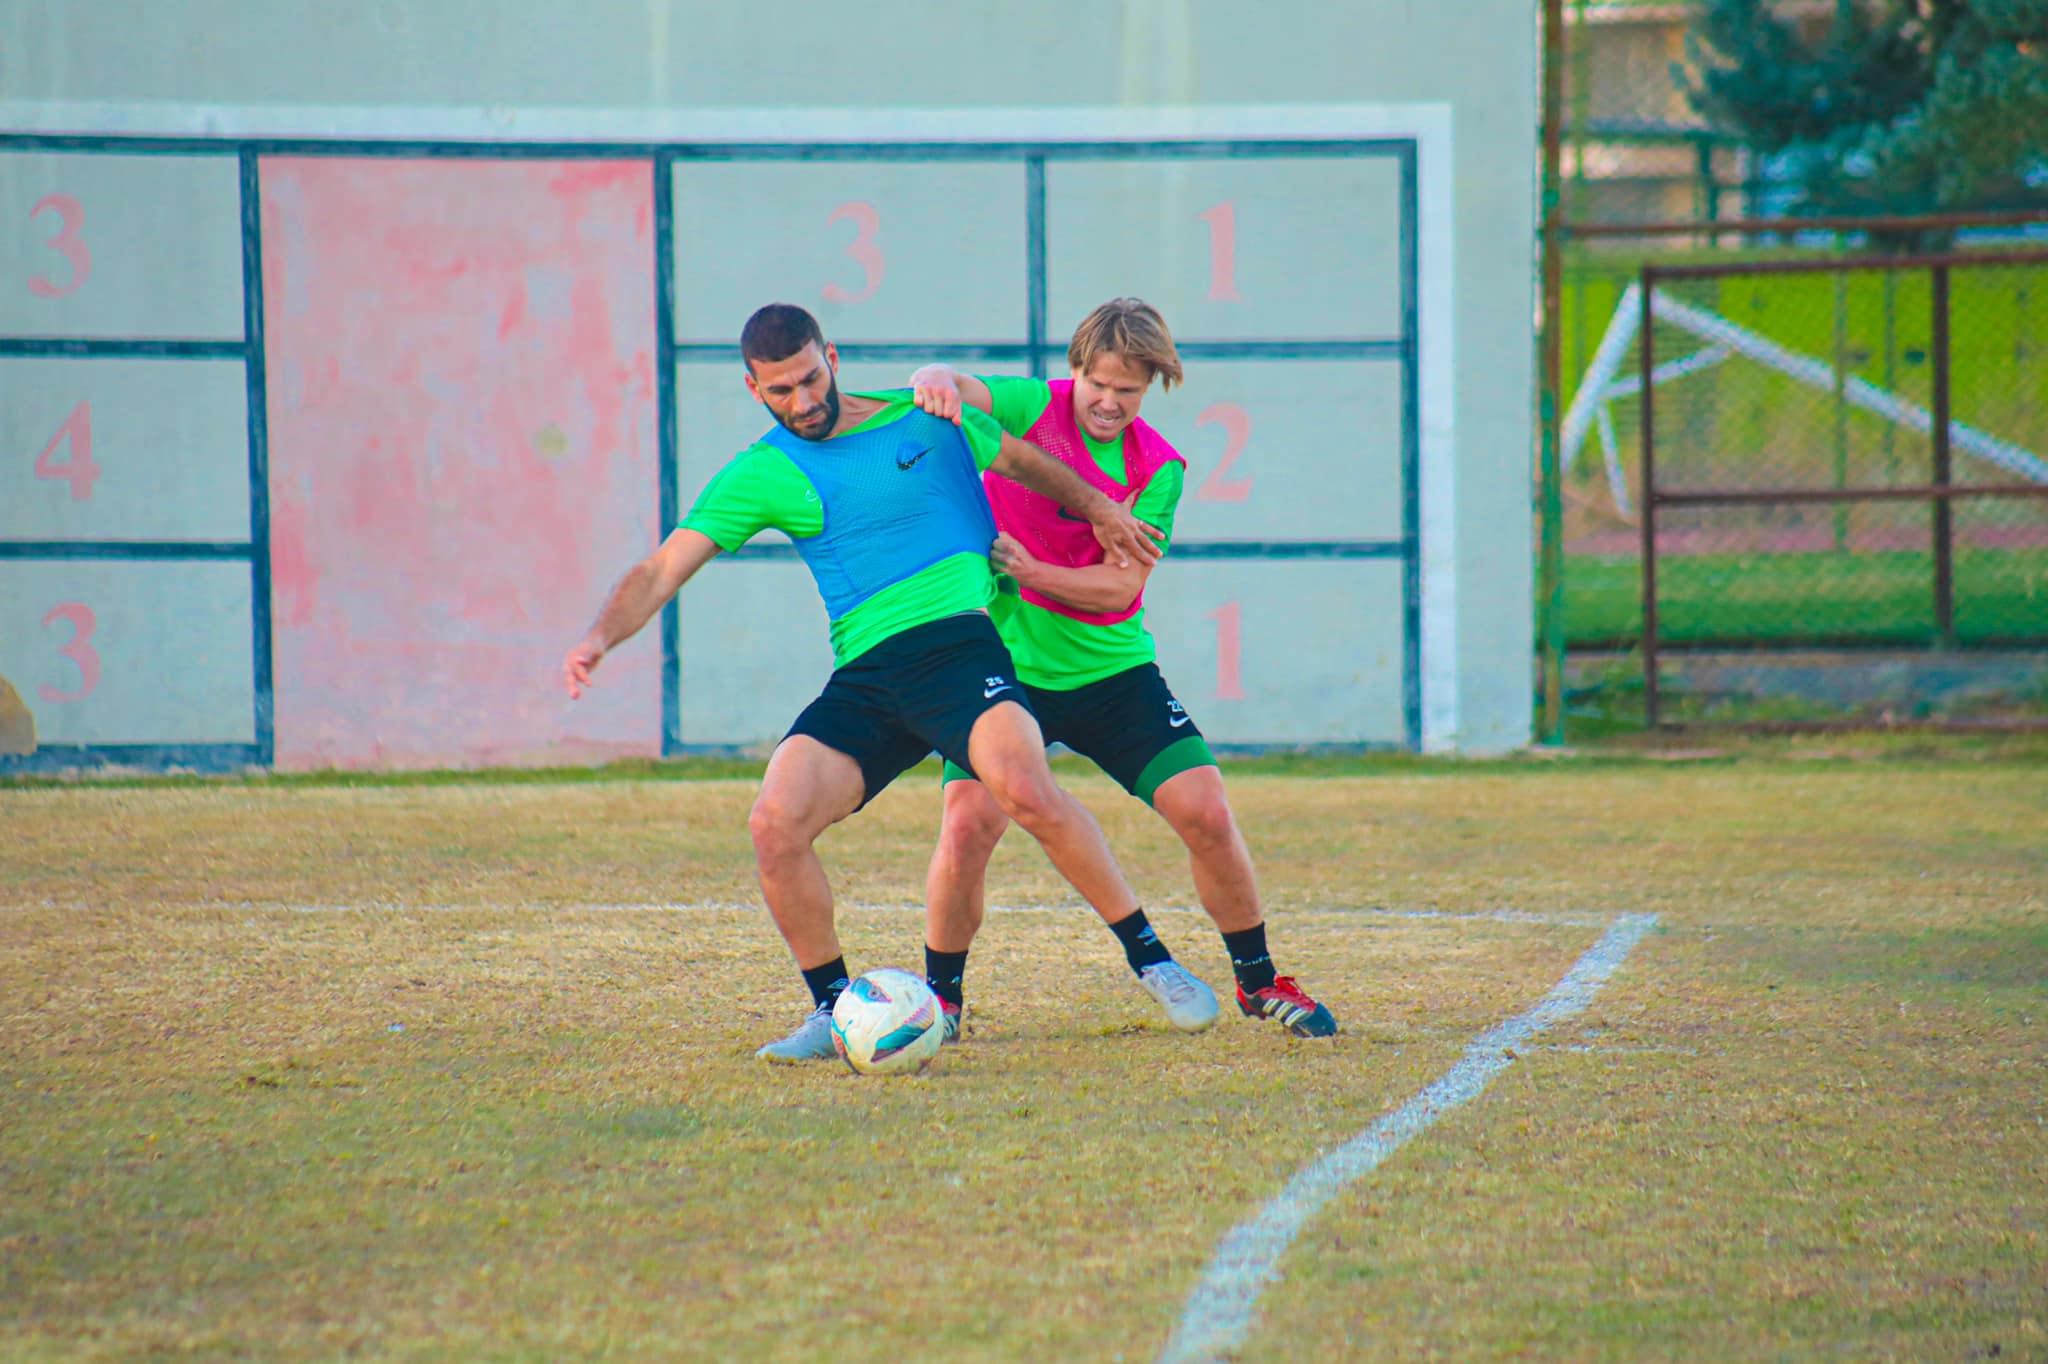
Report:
40,603,101,703
1198,201,1241,303
29,193,91,299
822,201,882,304
33,401,99,501
1206,601,1246,702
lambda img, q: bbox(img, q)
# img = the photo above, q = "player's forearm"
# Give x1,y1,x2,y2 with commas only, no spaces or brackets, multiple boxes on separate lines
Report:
1007,559,1141,614
582,559,673,650
583,529,719,651
993,441,1116,520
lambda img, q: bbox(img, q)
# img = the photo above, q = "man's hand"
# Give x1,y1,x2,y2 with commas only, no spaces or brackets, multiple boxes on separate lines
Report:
990,531,1037,579
990,434,1163,568
563,637,606,699
562,530,721,701
1088,490,1164,569
910,364,965,425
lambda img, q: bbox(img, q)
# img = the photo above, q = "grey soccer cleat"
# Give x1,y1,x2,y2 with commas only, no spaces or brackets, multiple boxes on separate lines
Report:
757,1003,839,1063
1138,960,1220,1032
940,1000,964,1044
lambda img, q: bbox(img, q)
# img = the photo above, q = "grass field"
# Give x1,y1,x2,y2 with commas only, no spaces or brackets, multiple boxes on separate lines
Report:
3,745,2045,1361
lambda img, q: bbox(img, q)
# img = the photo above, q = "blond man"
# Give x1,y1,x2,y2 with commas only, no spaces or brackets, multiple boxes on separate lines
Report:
911,298,1337,1040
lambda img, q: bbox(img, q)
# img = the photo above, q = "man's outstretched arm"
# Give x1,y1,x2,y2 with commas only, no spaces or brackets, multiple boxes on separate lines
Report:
563,528,721,698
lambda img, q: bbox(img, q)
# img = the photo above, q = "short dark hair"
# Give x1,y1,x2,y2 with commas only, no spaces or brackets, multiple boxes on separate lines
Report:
740,304,827,371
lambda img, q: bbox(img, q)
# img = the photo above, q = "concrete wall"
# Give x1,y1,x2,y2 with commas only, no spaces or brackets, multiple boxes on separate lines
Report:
0,0,1534,768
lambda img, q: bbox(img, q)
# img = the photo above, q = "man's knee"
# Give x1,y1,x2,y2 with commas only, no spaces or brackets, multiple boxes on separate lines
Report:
1158,773,1239,852
749,787,813,858
939,785,1011,862
967,706,1062,826
1177,795,1238,851
983,770,1064,829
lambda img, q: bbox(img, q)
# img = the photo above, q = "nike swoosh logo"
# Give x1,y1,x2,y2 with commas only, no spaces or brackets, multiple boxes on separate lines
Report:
1055,507,1089,522
1169,713,1192,728
983,683,1012,698
896,446,933,470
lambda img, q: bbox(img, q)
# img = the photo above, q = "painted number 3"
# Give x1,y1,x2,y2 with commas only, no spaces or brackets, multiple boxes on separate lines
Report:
29,193,91,299
822,201,882,304
40,603,101,703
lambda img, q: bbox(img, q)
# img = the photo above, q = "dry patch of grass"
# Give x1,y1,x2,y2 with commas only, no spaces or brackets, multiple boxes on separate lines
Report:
2,754,2043,1360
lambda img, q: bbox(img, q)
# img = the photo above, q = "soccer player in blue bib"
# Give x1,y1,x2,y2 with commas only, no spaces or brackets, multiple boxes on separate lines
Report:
564,304,1211,1061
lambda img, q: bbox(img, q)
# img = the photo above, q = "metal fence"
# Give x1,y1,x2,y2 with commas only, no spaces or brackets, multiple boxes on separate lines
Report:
1628,249,2048,727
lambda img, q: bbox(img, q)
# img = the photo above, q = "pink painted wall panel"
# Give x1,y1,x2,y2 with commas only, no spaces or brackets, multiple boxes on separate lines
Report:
262,158,658,769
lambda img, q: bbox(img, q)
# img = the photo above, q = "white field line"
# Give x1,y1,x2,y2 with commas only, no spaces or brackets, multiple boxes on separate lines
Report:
0,901,1622,928
0,901,1620,929
1158,912,1660,1364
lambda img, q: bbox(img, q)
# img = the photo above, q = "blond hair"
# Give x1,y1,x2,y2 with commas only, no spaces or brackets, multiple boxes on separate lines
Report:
1067,297,1183,392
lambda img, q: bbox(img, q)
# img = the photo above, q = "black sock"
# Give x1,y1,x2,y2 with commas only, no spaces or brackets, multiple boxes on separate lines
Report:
925,947,968,1008
1222,924,1277,994
801,957,850,1012
1108,909,1174,974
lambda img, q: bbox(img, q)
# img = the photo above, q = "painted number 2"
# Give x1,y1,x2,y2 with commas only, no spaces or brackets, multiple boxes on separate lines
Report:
1194,403,1253,502
821,201,882,304
1206,601,1246,702
33,401,99,501
28,193,91,299
39,603,101,703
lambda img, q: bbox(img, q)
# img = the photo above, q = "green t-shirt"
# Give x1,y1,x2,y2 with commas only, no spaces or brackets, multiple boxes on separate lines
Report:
980,375,1183,691
681,392,1006,666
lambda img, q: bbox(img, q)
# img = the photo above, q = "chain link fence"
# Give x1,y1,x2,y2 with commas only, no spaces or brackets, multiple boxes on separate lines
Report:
1562,247,2048,646
1627,251,2048,726
1538,2,2048,733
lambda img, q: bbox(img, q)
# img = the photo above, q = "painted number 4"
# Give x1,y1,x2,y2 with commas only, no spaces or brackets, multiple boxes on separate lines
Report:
34,401,99,501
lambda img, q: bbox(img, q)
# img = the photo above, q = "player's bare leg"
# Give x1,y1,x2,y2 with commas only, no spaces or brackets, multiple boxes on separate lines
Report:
965,703,1218,1031
1150,766,1263,933
965,701,1137,919
1151,765,1337,1037
923,778,1010,1040
925,779,1008,953
750,734,865,966
750,734,866,1061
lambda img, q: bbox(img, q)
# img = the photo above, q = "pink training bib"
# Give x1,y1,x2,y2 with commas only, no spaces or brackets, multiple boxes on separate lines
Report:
984,378,1185,626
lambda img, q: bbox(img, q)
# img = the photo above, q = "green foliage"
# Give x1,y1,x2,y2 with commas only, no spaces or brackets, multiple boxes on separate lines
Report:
1683,0,2048,218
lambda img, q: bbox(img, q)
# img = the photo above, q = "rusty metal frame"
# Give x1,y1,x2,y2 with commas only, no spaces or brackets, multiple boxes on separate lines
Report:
1637,250,2048,730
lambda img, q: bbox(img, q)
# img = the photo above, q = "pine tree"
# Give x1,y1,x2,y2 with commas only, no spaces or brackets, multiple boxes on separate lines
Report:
1683,0,2048,218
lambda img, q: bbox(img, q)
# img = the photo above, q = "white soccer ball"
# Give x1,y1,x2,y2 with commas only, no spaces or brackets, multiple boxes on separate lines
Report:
830,968,945,1076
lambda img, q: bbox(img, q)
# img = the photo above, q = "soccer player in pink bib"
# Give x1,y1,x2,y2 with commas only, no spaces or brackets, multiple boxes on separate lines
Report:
911,298,1338,1039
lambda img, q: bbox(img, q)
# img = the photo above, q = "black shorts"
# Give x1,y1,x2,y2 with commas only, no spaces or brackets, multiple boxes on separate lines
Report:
787,612,1035,808
944,661,1215,806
